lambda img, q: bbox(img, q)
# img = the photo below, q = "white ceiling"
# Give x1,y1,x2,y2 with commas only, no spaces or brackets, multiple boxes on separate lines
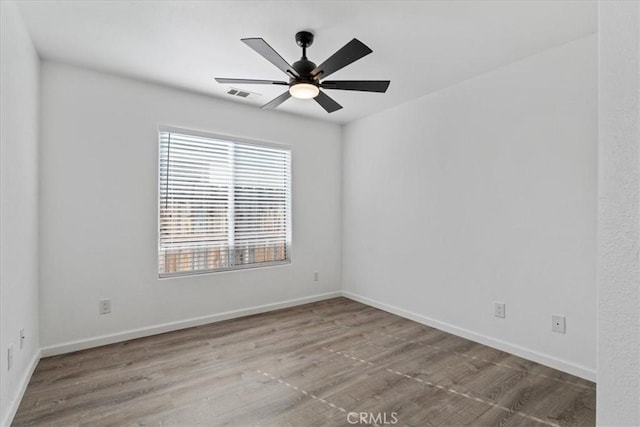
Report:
16,1,597,124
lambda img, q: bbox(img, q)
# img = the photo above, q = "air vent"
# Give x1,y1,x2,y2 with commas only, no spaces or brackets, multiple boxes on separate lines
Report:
226,87,261,99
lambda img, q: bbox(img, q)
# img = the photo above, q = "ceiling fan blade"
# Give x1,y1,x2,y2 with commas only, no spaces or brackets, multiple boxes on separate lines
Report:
241,38,299,78
321,80,390,93
215,78,288,85
314,90,343,113
311,39,372,79
261,91,291,109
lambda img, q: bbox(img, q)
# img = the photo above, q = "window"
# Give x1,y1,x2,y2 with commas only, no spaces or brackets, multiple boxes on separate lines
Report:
158,128,291,277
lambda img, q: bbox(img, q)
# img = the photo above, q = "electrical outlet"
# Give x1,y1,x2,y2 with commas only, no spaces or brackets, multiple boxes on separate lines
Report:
99,299,111,315
7,344,13,371
494,302,505,318
313,272,319,282
19,328,25,349
552,315,566,334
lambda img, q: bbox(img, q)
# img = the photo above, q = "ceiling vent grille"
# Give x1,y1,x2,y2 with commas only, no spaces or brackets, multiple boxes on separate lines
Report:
227,88,259,99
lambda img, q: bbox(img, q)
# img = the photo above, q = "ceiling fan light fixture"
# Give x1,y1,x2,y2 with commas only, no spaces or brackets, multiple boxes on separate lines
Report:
289,82,319,99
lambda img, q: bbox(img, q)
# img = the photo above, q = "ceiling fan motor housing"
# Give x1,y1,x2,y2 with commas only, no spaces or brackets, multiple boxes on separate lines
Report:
292,59,318,83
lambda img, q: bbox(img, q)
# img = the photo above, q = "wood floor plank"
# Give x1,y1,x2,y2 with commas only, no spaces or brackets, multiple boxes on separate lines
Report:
12,297,595,426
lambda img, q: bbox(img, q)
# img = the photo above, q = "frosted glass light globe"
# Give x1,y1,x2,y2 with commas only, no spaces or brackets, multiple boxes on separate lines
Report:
289,83,320,99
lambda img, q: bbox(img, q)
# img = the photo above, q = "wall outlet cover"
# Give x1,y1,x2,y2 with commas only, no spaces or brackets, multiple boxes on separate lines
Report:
7,344,13,371
99,299,112,315
494,302,506,318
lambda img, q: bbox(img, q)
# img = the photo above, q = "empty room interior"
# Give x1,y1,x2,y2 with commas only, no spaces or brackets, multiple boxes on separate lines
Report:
1,1,639,426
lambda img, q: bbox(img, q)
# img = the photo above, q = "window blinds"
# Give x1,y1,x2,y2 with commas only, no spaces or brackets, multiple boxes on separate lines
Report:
159,130,291,277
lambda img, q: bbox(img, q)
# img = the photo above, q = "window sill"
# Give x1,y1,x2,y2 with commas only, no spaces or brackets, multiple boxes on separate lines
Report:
158,260,291,279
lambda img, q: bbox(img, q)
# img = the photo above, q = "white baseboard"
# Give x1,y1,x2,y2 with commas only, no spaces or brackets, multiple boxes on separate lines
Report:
2,348,41,427
342,291,596,382
41,291,342,357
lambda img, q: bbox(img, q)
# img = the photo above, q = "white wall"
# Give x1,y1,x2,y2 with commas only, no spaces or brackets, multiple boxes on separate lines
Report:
39,62,342,352
0,1,41,425
342,35,597,380
597,1,640,425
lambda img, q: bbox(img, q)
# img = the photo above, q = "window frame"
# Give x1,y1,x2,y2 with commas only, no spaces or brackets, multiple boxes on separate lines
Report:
157,125,292,278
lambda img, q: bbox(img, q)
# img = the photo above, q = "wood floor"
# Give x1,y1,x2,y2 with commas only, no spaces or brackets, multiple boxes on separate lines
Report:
13,298,595,426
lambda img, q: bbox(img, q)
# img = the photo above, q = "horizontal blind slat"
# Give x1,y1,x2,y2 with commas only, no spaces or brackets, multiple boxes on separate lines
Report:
159,131,290,276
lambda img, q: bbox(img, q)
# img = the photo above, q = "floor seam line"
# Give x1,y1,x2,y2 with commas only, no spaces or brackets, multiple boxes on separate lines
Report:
256,369,348,415
322,347,560,427
370,329,594,391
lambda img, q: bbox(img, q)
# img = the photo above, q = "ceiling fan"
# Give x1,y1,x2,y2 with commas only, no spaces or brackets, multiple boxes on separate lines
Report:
215,31,390,113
